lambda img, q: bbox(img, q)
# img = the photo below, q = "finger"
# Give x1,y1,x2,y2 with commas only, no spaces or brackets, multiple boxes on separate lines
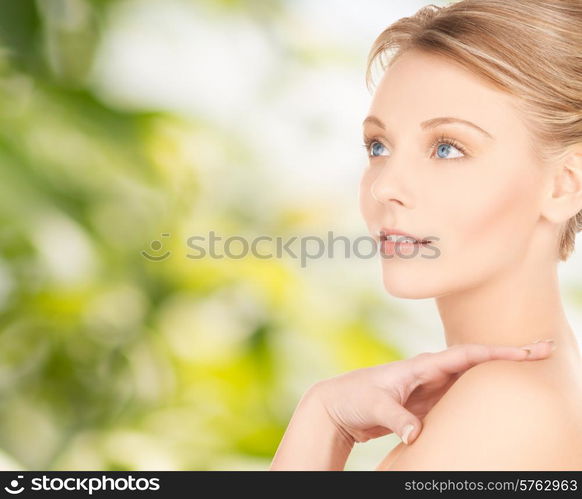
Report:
414,340,555,377
374,397,423,445
519,339,557,359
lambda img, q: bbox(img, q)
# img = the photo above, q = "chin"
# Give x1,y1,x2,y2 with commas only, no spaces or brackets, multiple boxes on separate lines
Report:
380,266,446,299
381,277,438,300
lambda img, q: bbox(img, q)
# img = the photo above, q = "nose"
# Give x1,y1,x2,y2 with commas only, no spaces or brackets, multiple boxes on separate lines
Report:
370,160,412,207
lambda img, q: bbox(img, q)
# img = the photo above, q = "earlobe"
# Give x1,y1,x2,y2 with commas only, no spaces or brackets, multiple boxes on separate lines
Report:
540,147,582,225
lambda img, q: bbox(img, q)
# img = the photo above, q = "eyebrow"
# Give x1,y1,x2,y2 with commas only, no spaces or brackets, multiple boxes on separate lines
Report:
362,115,494,139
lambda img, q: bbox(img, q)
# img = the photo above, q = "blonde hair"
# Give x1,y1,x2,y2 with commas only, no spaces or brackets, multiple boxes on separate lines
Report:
365,0,582,261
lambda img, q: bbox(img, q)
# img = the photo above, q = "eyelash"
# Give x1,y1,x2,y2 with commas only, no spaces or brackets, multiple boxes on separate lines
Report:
361,133,469,162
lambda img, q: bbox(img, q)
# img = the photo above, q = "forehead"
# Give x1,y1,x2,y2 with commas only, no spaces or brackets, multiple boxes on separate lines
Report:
368,49,520,131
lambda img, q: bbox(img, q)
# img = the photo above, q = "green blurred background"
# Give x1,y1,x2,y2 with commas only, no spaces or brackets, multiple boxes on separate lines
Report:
1,0,581,471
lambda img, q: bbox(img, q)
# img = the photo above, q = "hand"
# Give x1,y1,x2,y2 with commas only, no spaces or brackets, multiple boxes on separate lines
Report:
310,339,556,446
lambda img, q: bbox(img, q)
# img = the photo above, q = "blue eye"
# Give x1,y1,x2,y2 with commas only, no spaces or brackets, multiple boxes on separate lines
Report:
370,141,387,157
435,142,464,160
362,139,388,157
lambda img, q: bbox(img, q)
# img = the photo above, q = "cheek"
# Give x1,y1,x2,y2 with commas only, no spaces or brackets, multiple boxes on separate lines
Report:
441,165,541,256
359,169,375,225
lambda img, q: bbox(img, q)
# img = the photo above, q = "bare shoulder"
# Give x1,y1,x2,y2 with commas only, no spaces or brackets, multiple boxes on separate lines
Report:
379,359,582,471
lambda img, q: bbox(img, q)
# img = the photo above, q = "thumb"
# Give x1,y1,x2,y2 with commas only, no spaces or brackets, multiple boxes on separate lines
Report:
383,399,422,445
398,421,421,445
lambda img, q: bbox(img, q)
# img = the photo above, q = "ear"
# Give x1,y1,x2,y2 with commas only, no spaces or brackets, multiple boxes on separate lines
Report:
541,144,582,225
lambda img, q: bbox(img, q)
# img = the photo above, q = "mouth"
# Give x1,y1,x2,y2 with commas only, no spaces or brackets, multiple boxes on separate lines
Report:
380,235,431,246
377,229,433,245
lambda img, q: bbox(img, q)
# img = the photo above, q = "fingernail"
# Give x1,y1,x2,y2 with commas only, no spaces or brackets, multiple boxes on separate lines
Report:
401,424,414,445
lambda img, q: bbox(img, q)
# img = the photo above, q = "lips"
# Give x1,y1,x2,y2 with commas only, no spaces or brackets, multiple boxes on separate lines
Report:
378,227,432,244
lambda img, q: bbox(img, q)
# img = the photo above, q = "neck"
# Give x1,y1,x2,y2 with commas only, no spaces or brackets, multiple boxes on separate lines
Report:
436,259,581,363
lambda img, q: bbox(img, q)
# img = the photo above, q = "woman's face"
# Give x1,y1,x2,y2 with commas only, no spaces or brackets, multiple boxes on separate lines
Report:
359,49,550,299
